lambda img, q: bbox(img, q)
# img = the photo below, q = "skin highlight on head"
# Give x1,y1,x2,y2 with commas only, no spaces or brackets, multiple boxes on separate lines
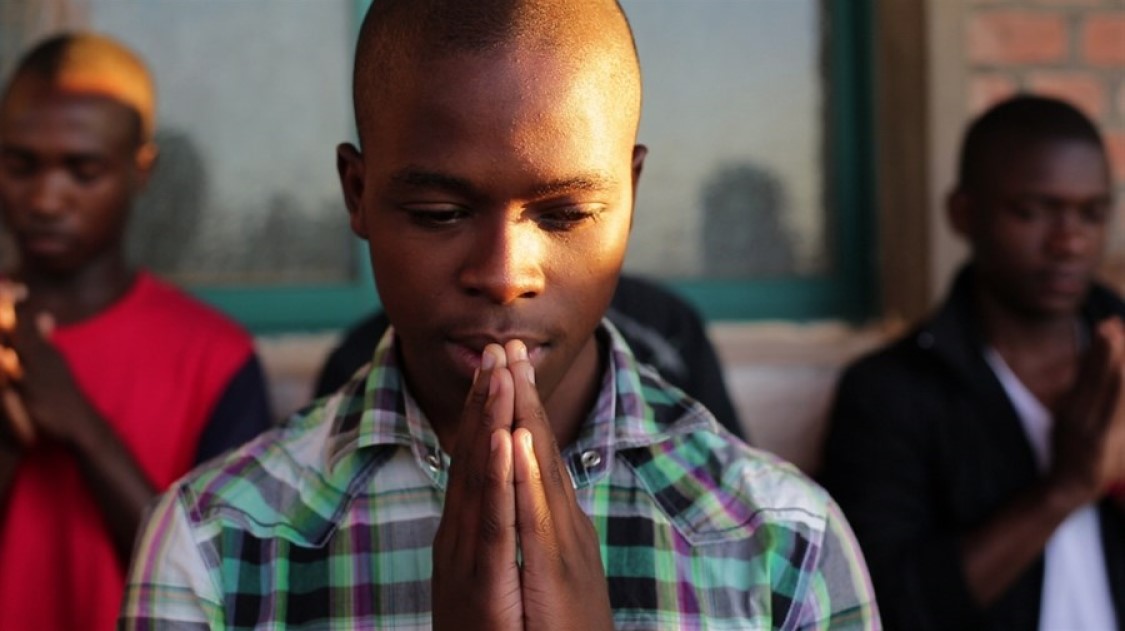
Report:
350,0,642,150
337,0,646,452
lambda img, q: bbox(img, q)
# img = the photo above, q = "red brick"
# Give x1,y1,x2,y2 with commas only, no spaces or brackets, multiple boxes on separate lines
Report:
969,73,1021,114
1119,82,1125,119
1028,71,1107,118
969,11,1070,64
1107,131,1125,184
1082,14,1125,65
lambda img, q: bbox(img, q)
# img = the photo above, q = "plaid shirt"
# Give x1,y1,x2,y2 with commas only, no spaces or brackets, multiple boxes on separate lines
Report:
121,322,879,630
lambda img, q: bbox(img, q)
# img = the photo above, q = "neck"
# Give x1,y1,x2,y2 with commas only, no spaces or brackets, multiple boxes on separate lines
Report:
973,280,1079,356
540,332,605,448
16,251,135,326
972,274,1083,414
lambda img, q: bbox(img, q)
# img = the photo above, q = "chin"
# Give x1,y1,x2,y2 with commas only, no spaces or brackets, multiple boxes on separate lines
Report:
1026,299,1084,321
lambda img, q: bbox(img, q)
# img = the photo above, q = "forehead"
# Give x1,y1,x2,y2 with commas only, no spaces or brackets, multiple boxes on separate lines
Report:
1,88,138,153
362,47,633,154
983,139,1109,198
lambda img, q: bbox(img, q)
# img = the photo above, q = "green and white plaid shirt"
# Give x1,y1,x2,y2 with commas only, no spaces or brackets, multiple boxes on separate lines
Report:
121,322,880,630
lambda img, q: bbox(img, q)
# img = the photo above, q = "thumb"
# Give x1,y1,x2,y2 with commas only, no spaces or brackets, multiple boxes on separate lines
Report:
35,312,55,339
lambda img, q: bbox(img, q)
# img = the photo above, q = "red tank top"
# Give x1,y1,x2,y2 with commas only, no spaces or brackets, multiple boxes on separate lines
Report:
0,273,254,630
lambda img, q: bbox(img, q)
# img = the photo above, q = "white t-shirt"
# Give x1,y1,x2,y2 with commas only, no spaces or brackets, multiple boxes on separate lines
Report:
984,348,1117,631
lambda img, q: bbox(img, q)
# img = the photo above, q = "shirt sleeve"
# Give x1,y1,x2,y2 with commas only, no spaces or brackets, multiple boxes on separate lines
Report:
194,354,274,465
119,488,223,629
790,499,882,630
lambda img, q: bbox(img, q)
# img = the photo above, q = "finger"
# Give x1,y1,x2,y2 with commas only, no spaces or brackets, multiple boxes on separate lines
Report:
513,427,562,568
35,312,55,339
507,340,578,509
1104,323,1125,441
0,280,28,308
436,346,498,557
1068,319,1121,432
0,300,14,334
1,388,35,446
457,365,515,569
442,346,514,566
1091,319,1125,431
445,345,506,504
0,281,27,337
451,345,512,483
0,347,23,381
477,428,518,578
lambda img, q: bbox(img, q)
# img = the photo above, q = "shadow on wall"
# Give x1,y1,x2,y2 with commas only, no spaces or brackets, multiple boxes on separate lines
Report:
701,162,796,278
125,128,354,285
128,128,205,273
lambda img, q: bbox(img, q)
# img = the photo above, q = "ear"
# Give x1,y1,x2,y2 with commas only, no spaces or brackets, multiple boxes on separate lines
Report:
631,144,647,192
133,141,159,190
629,144,648,231
947,189,972,240
337,142,369,241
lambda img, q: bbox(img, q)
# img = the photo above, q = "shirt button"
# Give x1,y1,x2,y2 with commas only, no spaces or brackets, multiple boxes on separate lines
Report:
580,450,602,469
425,453,441,472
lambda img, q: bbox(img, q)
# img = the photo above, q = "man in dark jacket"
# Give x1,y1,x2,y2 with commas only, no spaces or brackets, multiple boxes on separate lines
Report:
821,95,1125,630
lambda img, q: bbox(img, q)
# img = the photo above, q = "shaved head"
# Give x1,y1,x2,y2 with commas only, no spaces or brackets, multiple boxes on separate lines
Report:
1,33,155,144
352,0,641,147
957,96,1106,195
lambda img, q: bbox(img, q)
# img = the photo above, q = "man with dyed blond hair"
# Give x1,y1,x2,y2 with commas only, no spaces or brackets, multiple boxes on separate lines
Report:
122,1,879,628
0,33,272,629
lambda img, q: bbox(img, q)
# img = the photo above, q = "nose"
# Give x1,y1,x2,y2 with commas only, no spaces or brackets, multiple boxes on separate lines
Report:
28,170,69,218
1046,210,1092,259
459,218,546,305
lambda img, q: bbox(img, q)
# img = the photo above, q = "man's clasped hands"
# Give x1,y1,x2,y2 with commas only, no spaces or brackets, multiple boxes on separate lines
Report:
432,340,614,631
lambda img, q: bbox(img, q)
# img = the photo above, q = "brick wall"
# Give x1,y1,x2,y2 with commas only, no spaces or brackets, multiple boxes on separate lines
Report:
965,0,1125,275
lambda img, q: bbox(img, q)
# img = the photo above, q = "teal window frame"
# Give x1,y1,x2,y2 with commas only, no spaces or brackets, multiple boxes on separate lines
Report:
669,0,877,322
192,0,875,333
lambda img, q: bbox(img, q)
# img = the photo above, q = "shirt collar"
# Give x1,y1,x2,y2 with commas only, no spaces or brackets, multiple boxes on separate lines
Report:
324,319,714,484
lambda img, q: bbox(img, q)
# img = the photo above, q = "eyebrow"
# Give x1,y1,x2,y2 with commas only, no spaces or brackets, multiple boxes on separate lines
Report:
0,144,107,162
389,167,618,200
1013,192,1114,204
525,174,617,199
389,169,478,197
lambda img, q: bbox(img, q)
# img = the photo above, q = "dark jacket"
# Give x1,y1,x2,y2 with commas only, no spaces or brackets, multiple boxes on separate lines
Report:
821,267,1125,630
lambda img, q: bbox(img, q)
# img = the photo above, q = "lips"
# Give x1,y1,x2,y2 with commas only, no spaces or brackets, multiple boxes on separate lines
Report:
1039,269,1087,296
21,231,71,256
444,333,550,377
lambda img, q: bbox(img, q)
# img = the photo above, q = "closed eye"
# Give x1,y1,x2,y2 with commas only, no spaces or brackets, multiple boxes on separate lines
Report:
0,151,35,178
537,206,603,232
1007,201,1047,222
69,158,108,185
1081,201,1111,225
403,205,471,229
